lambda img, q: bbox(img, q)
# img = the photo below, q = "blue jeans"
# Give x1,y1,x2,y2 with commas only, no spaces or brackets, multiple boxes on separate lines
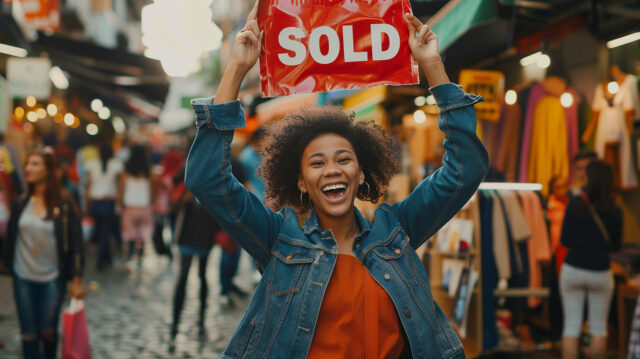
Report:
220,246,241,295
13,275,64,359
90,200,117,270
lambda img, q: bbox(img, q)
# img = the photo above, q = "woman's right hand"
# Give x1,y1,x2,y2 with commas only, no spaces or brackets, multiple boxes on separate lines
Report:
228,1,262,72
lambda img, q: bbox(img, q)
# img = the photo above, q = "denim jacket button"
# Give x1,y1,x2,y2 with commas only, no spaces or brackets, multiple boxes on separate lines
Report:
404,309,412,318
394,249,401,254
286,255,292,260
384,273,391,280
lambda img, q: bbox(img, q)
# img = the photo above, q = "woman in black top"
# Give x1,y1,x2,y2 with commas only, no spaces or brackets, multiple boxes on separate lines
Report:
560,160,622,359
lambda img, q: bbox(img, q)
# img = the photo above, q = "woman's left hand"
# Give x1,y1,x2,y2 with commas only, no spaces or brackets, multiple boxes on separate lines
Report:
404,14,440,65
69,276,85,299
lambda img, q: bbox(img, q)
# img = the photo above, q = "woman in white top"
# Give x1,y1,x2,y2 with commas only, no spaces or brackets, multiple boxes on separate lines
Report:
117,144,154,265
84,142,124,270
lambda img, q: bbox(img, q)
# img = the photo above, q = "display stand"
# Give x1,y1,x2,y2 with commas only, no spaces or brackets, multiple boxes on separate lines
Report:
425,183,549,358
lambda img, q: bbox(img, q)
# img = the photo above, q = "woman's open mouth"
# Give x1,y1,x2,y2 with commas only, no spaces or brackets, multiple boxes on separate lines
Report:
321,182,348,202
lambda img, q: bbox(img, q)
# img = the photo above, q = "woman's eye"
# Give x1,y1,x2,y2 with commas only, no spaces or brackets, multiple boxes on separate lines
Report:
311,161,324,167
338,157,351,163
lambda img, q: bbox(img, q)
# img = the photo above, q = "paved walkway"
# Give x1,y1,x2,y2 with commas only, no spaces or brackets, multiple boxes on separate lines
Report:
0,244,256,358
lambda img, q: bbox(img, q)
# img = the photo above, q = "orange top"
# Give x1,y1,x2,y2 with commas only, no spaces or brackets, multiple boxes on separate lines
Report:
307,254,404,359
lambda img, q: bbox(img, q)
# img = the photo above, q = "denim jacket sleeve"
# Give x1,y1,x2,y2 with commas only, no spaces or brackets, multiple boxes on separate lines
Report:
185,97,283,268
391,83,489,248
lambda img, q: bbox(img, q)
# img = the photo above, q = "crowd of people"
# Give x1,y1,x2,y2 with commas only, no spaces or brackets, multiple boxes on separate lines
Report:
0,131,266,358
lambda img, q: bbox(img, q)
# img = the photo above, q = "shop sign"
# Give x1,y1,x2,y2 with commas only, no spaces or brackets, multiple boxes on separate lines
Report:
458,69,504,122
19,0,60,31
258,0,418,97
6,57,52,100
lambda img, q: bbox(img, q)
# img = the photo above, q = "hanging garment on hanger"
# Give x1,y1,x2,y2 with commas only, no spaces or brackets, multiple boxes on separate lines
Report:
491,191,511,280
497,190,531,243
621,74,640,122
494,103,522,182
527,96,570,196
479,191,499,350
563,88,579,181
592,83,638,189
518,84,546,182
519,192,551,308
547,194,568,275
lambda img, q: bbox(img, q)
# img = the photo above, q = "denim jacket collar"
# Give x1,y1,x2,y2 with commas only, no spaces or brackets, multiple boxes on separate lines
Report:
302,207,372,238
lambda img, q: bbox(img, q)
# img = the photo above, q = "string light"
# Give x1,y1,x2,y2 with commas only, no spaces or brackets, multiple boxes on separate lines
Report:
36,108,47,119
560,92,574,108
64,113,75,126
413,110,426,124
26,96,36,107
505,90,517,105
47,104,58,116
26,112,38,122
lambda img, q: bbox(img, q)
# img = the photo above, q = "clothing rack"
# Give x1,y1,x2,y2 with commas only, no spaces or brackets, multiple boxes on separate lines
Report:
425,182,550,358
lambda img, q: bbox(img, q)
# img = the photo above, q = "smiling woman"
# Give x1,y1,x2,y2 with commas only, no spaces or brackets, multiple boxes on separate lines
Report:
259,106,398,211
184,2,488,358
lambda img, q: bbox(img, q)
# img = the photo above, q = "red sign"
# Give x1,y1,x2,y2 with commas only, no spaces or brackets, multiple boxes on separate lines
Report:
258,0,418,97
19,0,60,31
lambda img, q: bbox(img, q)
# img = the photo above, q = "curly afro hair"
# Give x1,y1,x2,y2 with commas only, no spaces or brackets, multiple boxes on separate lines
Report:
257,106,400,209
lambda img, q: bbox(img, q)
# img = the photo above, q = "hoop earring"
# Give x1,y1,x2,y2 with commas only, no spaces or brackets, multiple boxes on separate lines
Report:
361,181,371,198
300,192,306,208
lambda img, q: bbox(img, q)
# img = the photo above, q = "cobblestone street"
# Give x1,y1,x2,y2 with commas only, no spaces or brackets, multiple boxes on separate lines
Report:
0,245,256,359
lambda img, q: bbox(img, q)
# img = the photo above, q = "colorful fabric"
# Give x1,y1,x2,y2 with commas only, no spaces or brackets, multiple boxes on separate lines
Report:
494,102,522,182
519,192,551,307
527,96,569,196
592,83,638,189
518,83,546,182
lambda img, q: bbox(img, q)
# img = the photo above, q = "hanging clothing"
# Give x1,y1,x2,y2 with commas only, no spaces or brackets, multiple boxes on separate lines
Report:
497,190,531,243
527,96,570,196
308,254,404,359
547,194,568,274
518,84,546,182
592,83,638,189
491,191,511,280
621,74,640,122
494,103,522,182
519,192,551,307
563,88,580,181
479,192,499,350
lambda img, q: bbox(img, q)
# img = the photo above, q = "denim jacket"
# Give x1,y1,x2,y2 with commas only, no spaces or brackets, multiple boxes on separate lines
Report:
185,83,489,359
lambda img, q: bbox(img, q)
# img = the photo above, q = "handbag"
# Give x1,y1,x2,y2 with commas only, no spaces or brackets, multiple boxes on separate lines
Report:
62,299,92,359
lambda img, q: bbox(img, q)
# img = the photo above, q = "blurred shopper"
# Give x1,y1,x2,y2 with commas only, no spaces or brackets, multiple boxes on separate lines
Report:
560,160,622,359
239,128,267,201
570,149,597,196
2,149,84,359
117,144,153,267
151,149,184,259
547,176,569,274
219,158,249,307
84,142,124,271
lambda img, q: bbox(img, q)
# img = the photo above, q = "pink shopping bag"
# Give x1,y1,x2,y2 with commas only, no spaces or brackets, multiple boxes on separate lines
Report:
62,299,91,359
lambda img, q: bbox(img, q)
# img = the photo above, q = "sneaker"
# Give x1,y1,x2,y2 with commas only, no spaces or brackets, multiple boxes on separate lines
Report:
220,294,235,308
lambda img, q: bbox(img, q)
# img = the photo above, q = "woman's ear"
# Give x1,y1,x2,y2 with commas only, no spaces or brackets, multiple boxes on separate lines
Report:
359,171,365,185
298,176,307,194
